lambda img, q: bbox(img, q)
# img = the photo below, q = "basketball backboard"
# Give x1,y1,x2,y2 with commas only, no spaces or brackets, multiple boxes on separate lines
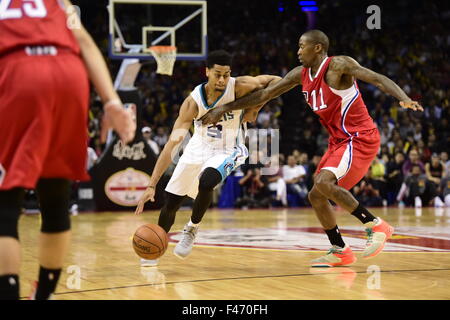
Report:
108,0,207,61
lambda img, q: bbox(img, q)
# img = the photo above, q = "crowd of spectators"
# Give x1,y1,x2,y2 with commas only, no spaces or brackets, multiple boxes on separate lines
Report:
76,0,449,208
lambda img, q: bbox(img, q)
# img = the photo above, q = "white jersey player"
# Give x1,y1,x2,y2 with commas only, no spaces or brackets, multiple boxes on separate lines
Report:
166,75,248,199
135,50,281,266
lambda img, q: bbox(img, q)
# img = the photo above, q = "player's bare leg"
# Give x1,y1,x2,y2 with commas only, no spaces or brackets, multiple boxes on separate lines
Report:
0,238,21,299
312,170,394,261
308,186,338,230
28,231,72,299
0,239,20,275
0,188,24,300
39,231,71,269
29,179,73,300
308,184,356,267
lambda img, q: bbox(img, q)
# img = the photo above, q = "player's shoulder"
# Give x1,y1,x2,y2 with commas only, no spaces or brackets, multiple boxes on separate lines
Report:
329,55,359,71
179,95,199,117
234,76,258,97
234,76,253,87
184,93,198,108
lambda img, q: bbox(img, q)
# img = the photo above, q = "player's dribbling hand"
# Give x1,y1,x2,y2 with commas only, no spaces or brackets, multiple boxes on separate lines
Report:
199,106,226,125
400,100,424,112
135,186,155,215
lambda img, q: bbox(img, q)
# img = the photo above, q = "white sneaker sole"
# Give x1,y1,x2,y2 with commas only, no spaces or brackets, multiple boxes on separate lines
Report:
173,250,189,260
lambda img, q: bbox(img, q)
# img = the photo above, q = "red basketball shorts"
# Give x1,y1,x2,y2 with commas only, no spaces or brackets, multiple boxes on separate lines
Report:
0,49,90,190
316,128,380,190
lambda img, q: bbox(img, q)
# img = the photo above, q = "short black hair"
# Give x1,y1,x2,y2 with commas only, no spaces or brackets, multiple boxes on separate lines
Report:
206,50,232,68
302,29,329,53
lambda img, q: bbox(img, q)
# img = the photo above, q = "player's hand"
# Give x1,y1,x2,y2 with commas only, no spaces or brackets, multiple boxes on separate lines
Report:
102,100,136,144
242,106,260,123
399,100,424,112
199,106,226,125
135,186,156,215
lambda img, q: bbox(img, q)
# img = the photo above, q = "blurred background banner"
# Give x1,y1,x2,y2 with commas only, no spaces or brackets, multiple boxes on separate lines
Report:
89,89,165,211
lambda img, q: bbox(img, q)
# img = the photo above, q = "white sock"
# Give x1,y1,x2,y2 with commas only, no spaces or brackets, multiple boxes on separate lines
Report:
445,194,450,207
415,196,422,208
364,218,379,228
434,196,444,207
188,220,199,227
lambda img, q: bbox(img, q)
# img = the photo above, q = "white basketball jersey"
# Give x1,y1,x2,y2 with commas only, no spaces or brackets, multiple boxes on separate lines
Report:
181,77,246,163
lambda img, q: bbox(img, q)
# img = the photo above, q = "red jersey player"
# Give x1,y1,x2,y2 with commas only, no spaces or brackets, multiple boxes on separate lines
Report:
0,0,135,300
200,30,423,267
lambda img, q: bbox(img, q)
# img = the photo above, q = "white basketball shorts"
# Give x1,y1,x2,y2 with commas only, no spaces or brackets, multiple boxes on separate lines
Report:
165,144,248,199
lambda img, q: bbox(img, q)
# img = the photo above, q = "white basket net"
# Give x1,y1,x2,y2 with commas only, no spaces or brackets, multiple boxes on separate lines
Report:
148,46,177,76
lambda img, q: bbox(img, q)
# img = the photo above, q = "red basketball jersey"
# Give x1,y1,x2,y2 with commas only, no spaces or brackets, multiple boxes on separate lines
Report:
0,0,80,55
301,56,377,141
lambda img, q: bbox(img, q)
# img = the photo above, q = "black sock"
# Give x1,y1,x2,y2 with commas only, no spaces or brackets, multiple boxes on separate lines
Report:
35,267,61,300
325,225,346,248
0,274,19,300
191,189,214,224
351,203,377,224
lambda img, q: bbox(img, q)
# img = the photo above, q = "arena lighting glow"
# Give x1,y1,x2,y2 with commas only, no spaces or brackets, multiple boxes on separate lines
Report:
299,0,318,12
299,1,316,5
302,6,318,11
297,0,318,29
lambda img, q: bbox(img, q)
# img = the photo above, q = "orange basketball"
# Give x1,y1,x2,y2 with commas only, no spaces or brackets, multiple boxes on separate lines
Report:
132,224,169,260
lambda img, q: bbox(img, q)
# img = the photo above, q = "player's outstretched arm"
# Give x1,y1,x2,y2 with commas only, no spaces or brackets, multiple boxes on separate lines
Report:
236,75,283,122
63,0,135,144
331,55,424,112
135,96,198,215
200,67,303,125
235,75,283,98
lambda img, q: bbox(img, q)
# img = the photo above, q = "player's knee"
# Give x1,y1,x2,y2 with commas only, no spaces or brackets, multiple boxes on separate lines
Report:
308,188,324,204
198,168,222,191
314,171,336,195
0,188,24,239
0,211,20,239
37,179,71,233
41,208,71,233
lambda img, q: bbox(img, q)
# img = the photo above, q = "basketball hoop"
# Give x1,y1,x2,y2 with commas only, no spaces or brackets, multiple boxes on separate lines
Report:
148,46,177,76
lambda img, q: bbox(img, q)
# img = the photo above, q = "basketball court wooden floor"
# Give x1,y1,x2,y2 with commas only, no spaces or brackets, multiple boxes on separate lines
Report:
18,207,450,300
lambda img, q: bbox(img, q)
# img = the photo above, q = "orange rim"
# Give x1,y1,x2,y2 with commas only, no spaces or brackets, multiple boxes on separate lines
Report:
148,45,177,53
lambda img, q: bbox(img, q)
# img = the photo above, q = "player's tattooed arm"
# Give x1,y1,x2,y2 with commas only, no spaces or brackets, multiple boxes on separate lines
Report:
200,67,302,125
147,96,198,188
237,75,283,123
331,55,423,112
235,75,283,99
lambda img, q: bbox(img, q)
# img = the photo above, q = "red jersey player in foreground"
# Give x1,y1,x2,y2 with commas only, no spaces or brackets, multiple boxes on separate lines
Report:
200,30,423,267
0,0,135,300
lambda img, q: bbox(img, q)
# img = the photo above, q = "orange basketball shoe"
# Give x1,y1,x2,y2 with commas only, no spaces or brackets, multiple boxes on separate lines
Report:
363,218,394,259
311,246,357,267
